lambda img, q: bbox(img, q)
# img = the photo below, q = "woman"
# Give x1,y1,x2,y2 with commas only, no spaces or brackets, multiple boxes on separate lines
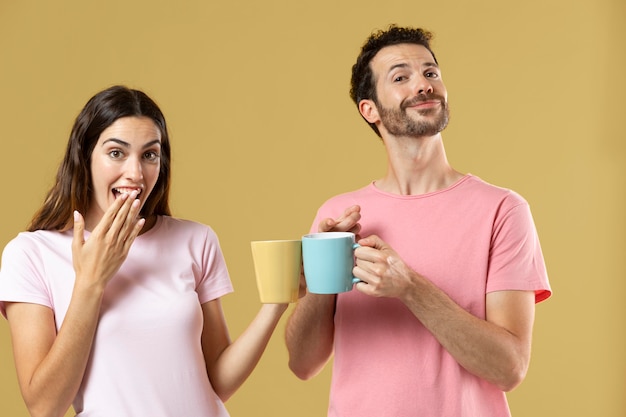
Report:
0,85,287,417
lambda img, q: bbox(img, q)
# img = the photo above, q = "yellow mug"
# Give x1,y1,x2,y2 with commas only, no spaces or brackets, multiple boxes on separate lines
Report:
251,239,302,303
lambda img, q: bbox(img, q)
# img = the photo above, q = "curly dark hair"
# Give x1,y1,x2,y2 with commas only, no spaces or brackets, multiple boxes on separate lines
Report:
350,25,438,136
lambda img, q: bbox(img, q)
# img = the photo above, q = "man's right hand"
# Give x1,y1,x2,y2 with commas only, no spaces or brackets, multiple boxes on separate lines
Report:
317,205,361,237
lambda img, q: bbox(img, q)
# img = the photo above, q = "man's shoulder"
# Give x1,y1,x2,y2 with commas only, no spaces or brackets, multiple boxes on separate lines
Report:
462,175,527,205
318,183,374,207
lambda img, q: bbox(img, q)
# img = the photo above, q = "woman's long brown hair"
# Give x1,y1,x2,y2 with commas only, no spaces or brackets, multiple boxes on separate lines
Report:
28,85,172,232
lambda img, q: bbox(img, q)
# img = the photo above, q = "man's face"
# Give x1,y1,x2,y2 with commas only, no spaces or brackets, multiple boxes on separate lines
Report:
369,43,449,138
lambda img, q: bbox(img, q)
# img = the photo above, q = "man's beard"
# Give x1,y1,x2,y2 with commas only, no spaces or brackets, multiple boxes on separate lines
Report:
377,94,450,138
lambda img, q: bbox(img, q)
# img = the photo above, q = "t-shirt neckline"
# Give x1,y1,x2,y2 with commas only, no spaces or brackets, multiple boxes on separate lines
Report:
369,174,473,199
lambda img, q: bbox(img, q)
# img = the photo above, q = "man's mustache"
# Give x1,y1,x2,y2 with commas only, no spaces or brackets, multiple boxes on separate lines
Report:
402,94,447,109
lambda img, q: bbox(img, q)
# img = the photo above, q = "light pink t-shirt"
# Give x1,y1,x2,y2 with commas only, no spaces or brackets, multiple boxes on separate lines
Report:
310,175,551,417
0,216,233,416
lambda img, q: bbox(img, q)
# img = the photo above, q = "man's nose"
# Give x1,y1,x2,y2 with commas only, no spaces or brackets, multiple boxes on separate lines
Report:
414,75,434,95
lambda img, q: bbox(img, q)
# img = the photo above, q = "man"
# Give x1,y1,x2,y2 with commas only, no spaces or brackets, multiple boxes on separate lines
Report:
285,25,551,417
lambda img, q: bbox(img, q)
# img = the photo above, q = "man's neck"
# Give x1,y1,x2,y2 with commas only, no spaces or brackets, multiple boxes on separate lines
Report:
375,133,463,196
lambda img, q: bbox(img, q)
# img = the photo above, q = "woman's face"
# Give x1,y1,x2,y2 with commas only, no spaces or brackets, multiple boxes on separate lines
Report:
85,116,162,230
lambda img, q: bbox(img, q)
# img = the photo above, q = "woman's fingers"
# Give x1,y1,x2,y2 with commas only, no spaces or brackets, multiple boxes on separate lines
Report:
112,195,142,240
90,192,129,236
123,217,145,252
72,211,85,247
72,211,86,271
96,191,142,243
71,192,146,290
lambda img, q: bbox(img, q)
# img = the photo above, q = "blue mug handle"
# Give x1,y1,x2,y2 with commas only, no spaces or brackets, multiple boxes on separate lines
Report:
352,243,361,284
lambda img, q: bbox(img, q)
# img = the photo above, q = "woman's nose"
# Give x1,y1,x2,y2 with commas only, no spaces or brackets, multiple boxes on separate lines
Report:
125,158,144,181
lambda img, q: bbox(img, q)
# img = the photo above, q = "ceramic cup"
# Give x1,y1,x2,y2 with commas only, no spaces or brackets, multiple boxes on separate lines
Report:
302,232,361,294
251,239,302,303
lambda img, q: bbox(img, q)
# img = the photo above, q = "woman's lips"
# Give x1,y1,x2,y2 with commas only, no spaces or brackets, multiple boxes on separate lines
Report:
112,187,142,198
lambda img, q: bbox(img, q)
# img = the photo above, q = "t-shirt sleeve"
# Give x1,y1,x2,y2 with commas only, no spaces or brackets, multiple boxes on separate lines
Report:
310,208,326,234
0,235,53,318
195,227,234,304
486,196,551,303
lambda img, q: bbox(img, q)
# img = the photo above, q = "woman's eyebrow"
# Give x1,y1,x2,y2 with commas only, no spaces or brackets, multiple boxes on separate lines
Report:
142,139,161,149
103,138,130,147
102,138,161,149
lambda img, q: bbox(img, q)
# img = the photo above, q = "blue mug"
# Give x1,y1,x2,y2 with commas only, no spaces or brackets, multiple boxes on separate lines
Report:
302,232,361,294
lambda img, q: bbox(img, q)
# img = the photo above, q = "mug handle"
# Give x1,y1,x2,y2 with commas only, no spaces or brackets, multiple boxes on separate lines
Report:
352,243,362,284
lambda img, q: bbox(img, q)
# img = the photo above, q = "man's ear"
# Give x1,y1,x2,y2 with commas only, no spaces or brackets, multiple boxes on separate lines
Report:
359,99,380,124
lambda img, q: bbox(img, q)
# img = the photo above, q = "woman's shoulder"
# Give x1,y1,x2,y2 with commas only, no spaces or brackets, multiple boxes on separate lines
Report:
153,216,219,240
3,229,70,254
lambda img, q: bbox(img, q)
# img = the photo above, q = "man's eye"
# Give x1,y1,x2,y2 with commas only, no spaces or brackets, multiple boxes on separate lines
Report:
425,72,439,78
393,76,406,82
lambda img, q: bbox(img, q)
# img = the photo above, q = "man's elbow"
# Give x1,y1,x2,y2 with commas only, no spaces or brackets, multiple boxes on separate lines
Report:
288,358,325,381
496,361,529,392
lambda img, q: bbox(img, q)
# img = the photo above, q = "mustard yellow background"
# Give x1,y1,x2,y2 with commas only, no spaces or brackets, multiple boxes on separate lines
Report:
1,0,624,416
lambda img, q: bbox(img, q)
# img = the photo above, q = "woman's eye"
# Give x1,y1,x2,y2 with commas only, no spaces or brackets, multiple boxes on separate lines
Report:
393,75,406,82
144,151,160,161
109,150,123,158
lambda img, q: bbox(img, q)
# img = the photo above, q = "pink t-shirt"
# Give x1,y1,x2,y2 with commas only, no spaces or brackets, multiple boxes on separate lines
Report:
0,216,234,416
311,175,551,417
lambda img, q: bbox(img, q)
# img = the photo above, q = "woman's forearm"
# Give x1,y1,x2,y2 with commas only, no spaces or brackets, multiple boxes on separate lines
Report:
209,303,288,401
8,283,104,417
